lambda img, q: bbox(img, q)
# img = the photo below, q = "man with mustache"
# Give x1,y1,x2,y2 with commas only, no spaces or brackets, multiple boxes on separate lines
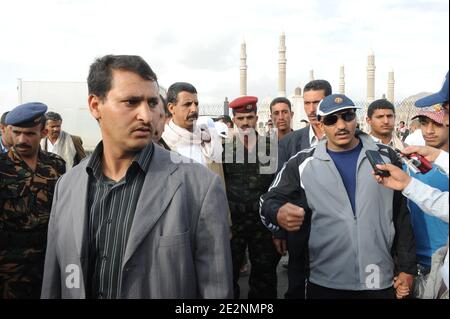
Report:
271,80,332,299
366,99,405,150
260,94,416,299
40,111,86,170
222,96,279,299
151,88,171,150
0,102,66,298
41,55,232,299
162,82,222,166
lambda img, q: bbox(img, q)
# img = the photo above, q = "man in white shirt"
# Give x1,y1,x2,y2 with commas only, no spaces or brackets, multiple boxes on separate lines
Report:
366,99,405,150
374,71,449,299
40,111,86,170
161,82,222,166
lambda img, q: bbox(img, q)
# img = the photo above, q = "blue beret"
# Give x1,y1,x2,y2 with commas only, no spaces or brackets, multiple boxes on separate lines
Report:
229,96,258,113
5,102,48,127
317,94,360,117
415,71,449,107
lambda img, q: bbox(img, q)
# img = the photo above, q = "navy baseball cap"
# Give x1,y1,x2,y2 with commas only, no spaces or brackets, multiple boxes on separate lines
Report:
415,71,449,107
5,102,48,127
317,94,360,117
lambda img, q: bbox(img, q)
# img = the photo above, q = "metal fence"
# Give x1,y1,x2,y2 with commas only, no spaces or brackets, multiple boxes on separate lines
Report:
354,100,423,127
198,103,228,117
200,99,423,126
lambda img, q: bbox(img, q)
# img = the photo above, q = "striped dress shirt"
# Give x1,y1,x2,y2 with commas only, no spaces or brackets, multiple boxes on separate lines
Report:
85,142,153,299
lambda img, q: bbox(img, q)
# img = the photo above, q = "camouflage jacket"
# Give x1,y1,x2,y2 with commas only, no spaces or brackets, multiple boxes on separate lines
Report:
0,148,66,234
222,133,277,210
0,148,65,298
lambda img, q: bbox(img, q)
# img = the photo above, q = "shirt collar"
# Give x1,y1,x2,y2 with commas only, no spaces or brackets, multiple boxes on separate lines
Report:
369,134,397,148
0,138,7,153
86,141,154,180
308,124,322,147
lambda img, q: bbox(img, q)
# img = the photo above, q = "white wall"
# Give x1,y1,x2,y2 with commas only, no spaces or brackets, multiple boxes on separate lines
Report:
17,80,101,151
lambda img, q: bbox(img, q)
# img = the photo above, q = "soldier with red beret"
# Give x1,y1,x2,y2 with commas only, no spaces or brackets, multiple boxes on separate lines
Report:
222,96,281,299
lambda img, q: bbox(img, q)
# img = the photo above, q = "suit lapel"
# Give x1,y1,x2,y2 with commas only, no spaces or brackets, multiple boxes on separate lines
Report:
299,127,310,150
122,147,181,267
71,162,89,259
69,162,90,295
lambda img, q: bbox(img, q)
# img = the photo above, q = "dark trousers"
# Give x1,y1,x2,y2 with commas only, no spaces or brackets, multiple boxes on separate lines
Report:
284,224,310,299
307,281,396,299
231,224,281,299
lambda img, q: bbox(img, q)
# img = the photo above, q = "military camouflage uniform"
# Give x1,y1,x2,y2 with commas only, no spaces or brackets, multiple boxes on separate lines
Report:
0,148,65,299
222,134,280,299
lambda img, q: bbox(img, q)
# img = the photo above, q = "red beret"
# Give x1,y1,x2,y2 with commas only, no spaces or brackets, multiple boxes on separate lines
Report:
229,96,258,113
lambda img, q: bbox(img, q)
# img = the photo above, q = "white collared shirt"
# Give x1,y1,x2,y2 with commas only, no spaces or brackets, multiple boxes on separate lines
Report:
308,125,321,147
46,138,59,153
369,133,405,151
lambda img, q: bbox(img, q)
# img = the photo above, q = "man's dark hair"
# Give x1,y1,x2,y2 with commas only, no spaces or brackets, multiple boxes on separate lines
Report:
269,97,292,113
218,115,231,123
1,111,9,125
159,94,171,117
166,82,197,104
45,111,63,122
303,80,332,96
367,99,395,118
87,55,158,100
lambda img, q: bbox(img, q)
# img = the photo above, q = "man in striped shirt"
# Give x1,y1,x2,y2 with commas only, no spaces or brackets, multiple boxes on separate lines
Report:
41,55,233,299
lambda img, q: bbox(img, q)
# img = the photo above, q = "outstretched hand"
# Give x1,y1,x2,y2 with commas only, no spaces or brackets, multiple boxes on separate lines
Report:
372,163,412,191
402,145,441,163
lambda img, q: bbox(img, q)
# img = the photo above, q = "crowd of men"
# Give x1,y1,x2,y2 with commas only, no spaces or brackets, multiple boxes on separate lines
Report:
0,54,448,300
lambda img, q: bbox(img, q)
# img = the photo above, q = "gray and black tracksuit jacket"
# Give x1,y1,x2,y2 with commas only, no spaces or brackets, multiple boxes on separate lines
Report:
260,132,417,290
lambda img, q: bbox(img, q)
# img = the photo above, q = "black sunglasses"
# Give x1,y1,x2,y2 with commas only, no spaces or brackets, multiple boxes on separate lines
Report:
322,111,356,126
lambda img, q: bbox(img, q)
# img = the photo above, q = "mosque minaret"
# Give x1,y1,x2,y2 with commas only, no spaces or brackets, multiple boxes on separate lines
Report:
278,33,287,97
387,68,395,103
339,65,345,94
367,49,376,103
240,41,247,96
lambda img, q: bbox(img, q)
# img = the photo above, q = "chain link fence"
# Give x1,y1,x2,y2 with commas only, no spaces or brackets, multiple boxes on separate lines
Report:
354,100,421,126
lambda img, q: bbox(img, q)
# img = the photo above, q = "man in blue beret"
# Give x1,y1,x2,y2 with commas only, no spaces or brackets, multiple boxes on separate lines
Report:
261,94,416,299
222,95,280,299
0,102,66,299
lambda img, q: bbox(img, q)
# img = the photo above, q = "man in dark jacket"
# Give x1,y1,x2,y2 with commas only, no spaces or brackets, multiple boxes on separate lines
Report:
273,80,332,299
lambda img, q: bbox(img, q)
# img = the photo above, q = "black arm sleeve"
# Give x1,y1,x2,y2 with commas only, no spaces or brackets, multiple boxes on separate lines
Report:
389,149,417,275
260,153,309,232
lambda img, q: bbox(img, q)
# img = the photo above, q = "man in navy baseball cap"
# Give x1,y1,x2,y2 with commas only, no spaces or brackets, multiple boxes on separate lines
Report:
317,93,361,118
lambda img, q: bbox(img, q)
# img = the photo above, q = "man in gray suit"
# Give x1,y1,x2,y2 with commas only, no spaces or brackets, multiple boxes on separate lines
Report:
272,80,332,299
41,55,233,299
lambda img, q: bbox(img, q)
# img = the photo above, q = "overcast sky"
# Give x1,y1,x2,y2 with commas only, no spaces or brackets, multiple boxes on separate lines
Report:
0,0,448,113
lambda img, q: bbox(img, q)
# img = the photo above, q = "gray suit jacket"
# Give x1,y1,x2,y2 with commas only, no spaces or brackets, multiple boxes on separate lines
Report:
41,144,233,299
